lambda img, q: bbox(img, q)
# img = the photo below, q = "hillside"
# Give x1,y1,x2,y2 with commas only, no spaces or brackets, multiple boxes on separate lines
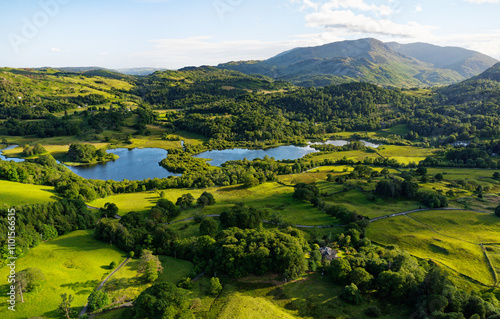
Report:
218,38,498,88
438,62,500,105
386,42,497,78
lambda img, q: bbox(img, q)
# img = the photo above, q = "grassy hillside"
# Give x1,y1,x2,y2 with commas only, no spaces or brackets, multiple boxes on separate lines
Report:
0,230,126,319
368,210,499,288
0,180,57,206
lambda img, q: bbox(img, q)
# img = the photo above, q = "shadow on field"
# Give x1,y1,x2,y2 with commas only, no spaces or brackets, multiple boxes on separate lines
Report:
43,231,109,252
60,279,100,291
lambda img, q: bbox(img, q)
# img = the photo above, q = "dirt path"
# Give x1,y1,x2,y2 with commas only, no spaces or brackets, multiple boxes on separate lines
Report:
78,257,131,318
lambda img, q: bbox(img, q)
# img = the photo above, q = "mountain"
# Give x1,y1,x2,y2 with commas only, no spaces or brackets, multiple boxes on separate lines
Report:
473,62,500,82
438,62,500,105
218,38,498,88
116,67,167,76
386,42,497,78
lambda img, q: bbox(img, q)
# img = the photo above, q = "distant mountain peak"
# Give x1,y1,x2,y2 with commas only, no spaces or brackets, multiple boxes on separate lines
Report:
218,38,498,88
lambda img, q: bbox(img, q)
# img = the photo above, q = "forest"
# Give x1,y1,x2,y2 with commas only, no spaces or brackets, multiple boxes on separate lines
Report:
1,66,500,319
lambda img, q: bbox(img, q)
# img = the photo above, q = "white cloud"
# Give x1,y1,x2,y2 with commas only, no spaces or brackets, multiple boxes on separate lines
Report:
50,47,62,52
464,0,500,3
305,9,435,38
415,4,423,12
321,0,393,16
131,36,342,68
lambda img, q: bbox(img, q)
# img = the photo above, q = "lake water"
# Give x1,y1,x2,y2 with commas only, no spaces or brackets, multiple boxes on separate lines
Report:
0,145,26,162
193,145,319,167
0,146,178,181
1,140,376,180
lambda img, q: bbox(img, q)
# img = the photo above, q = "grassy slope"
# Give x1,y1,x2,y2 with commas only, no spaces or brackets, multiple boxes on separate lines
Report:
368,210,498,287
103,256,194,305
0,180,57,206
0,230,126,319
89,182,335,226
209,273,410,319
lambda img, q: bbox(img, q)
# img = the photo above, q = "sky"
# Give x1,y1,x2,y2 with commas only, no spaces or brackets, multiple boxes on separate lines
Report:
1,0,500,69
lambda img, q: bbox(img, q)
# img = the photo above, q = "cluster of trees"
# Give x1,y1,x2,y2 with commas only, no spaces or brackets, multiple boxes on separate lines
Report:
0,199,99,267
66,143,116,164
21,143,47,157
326,243,500,318
374,178,448,208
219,204,269,229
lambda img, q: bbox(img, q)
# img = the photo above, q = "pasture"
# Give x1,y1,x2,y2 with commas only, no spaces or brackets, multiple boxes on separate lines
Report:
89,182,335,226
368,210,499,287
0,180,57,207
0,230,126,319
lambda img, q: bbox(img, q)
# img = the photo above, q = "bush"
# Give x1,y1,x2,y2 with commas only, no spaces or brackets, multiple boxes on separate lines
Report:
208,277,223,295
177,277,193,289
365,306,382,317
87,290,110,312
340,283,362,305
109,261,117,269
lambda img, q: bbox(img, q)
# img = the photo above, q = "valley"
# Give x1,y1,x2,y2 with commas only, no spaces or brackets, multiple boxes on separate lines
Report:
1,49,500,319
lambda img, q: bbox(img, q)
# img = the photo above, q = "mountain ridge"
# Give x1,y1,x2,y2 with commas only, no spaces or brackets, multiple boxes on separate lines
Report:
217,38,498,87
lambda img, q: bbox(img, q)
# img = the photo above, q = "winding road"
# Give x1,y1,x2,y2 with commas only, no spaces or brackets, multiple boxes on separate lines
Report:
78,257,131,319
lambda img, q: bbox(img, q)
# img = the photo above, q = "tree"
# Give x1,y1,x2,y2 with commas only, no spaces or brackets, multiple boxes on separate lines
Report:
176,193,195,210
58,293,75,319
493,172,500,179
328,258,352,283
349,267,373,290
435,173,444,181
132,282,191,319
340,283,362,305
109,261,117,269
208,277,223,295
87,290,110,312
138,250,164,282
242,173,259,188
197,192,215,207
101,202,119,217
17,268,45,302
416,166,428,176
496,204,500,217
199,218,218,237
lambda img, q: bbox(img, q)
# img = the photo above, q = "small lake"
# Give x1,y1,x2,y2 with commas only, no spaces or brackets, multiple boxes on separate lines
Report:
0,146,178,181
193,145,319,167
309,139,380,148
0,145,26,162
65,148,179,181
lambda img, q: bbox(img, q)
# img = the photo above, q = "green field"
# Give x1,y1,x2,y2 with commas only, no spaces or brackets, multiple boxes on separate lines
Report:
368,210,499,287
0,230,126,319
103,256,194,305
208,273,410,319
0,180,57,207
376,145,436,164
90,182,336,226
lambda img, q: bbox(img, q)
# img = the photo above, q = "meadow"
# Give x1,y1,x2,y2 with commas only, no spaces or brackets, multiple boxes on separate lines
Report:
90,182,336,226
102,256,195,306
368,210,499,288
0,230,126,319
0,180,57,207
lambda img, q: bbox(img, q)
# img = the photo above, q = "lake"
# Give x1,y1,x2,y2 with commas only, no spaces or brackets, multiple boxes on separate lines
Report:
65,148,179,181
1,141,373,180
193,145,319,167
0,146,178,181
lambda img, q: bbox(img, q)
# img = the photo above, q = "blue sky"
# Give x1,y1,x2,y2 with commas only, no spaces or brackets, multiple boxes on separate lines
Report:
1,0,500,69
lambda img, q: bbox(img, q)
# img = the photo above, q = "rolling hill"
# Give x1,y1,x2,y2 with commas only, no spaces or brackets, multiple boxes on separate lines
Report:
218,38,498,88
